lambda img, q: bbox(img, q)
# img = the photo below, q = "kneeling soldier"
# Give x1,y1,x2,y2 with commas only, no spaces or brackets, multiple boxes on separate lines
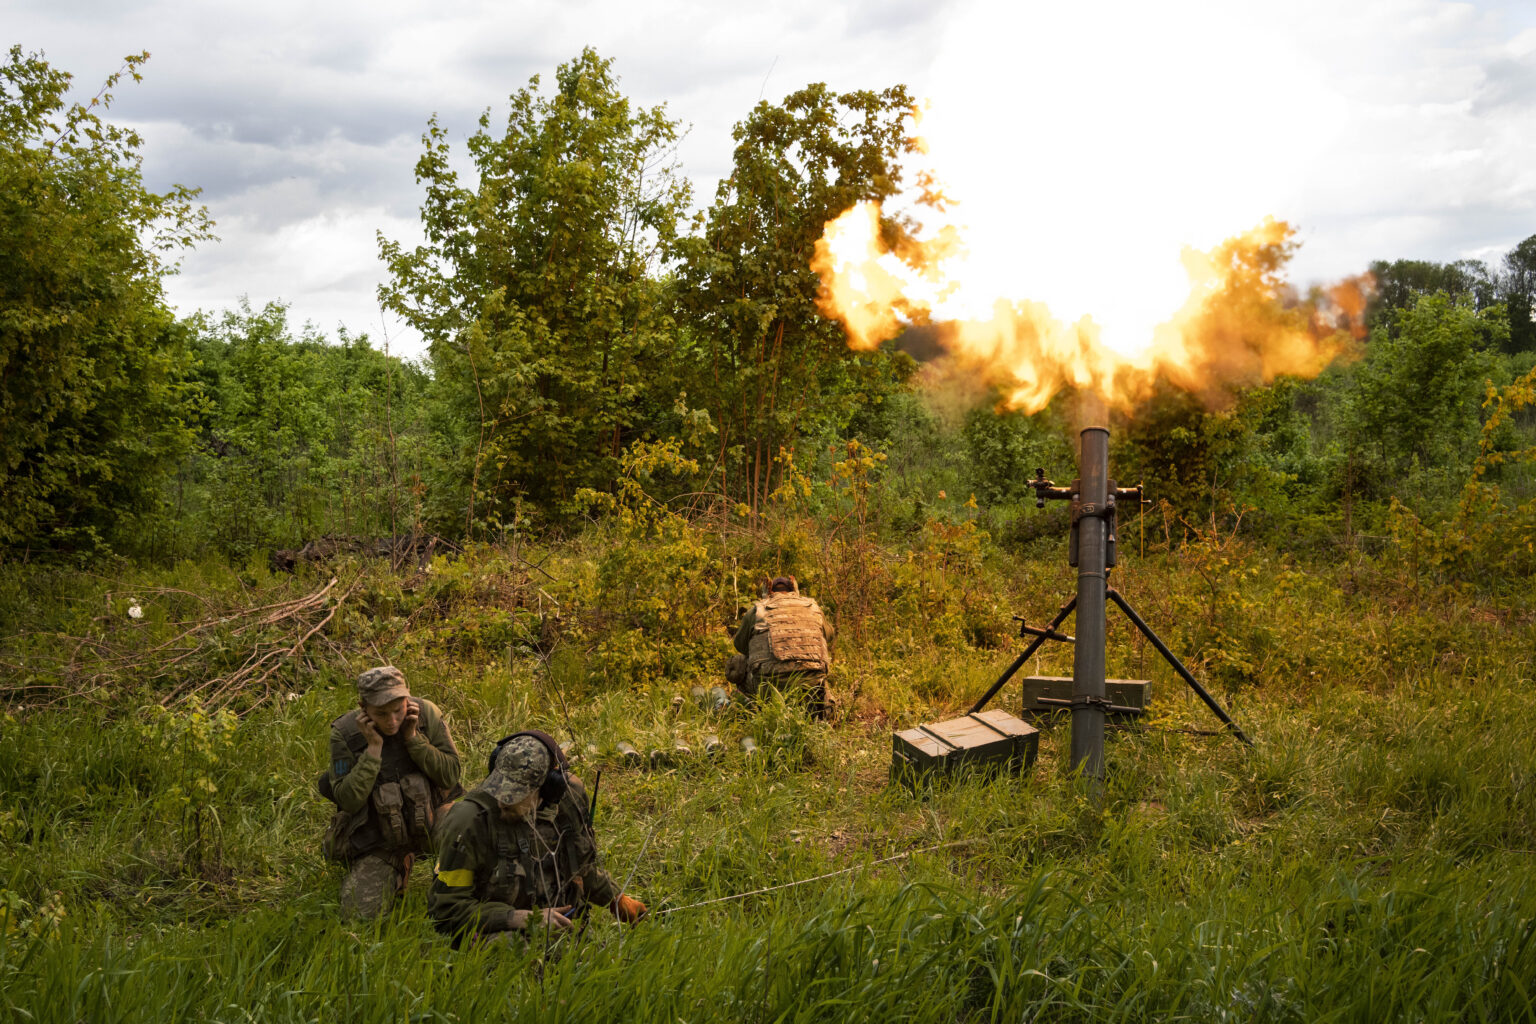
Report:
726,575,836,716
319,666,462,919
428,732,646,945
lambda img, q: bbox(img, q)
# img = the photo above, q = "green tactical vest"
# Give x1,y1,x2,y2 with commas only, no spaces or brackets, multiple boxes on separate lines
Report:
461,788,596,910
323,711,447,861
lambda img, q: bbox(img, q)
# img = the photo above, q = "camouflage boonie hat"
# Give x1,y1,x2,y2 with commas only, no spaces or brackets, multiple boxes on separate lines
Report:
357,666,409,706
484,735,550,806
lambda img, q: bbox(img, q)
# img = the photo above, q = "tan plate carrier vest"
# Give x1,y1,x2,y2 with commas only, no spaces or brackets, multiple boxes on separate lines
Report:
750,590,828,674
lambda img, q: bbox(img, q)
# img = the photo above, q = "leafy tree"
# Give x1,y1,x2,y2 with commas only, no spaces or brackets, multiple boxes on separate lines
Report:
1112,387,1262,525
672,82,918,514
168,301,432,558
1502,233,1536,354
380,48,691,531
0,47,212,553
1343,293,1502,502
962,401,1073,507
1367,258,1496,333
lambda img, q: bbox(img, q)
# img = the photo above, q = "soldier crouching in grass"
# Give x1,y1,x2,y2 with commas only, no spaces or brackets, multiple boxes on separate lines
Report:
726,576,836,718
428,732,646,947
318,666,463,919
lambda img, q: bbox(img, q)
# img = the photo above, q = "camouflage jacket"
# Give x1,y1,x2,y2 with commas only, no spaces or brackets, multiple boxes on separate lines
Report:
427,775,618,942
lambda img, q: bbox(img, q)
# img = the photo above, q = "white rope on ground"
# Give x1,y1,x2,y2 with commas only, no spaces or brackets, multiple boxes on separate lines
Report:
655,838,979,916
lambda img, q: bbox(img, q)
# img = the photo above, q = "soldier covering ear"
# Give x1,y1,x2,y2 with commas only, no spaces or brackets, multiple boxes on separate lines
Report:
318,666,463,919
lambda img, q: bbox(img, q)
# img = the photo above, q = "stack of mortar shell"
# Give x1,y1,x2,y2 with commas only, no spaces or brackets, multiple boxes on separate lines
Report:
650,738,697,769
607,685,736,770
613,735,736,768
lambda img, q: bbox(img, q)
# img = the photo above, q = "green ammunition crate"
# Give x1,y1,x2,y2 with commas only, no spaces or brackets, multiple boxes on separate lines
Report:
1018,675,1149,719
891,709,1038,788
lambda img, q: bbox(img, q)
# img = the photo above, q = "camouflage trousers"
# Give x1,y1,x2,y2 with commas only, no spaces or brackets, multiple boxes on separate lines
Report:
339,850,412,920
726,654,829,718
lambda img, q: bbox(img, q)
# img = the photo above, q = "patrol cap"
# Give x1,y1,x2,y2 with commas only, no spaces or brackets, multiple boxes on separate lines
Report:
356,665,409,706
484,735,550,806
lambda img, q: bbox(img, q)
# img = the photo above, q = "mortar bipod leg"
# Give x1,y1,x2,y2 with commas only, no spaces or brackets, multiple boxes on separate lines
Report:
1105,587,1253,746
969,596,1077,715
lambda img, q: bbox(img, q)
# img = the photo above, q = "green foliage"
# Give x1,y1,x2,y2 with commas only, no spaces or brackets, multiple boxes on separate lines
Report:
672,82,918,514
1501,232,1536,353
381,48,692,530
3,542,1536,1021
962,399,1074,505
576,440,730,690
161,301,433,558
138,705,239,877
889,512,1010,651
1112,385,1277,526
0,48,213,553
812,439,890,638
1367,256,1498,328
1387,364,1536,588
1344,294,1500,492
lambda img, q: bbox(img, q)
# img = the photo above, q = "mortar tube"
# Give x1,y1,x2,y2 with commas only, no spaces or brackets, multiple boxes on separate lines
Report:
1071,423,1109,781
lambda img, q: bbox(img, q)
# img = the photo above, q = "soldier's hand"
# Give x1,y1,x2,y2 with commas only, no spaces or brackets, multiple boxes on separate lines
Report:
510,906,573,932
611,893,647,924
355,711,384,758
399,698,421,742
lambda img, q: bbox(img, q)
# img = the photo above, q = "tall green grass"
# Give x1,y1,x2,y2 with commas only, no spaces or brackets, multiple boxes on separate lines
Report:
3,536,1535,1021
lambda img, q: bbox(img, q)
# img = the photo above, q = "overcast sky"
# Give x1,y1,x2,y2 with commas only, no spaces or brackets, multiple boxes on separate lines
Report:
9,0,1536,360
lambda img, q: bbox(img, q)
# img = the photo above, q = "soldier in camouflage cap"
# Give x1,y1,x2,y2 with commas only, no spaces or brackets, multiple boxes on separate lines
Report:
428,734,646,945
726,576,836,717
317,666,463,919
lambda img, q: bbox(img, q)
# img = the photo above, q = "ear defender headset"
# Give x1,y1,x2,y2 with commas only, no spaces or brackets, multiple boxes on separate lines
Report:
487,729,569,804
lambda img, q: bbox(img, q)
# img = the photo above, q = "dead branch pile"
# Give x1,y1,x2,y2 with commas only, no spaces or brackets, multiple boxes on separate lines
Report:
269,534,452,574
1,575,358,714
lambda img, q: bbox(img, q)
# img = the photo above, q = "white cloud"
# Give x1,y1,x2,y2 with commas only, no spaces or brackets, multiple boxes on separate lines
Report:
9,0,1535,360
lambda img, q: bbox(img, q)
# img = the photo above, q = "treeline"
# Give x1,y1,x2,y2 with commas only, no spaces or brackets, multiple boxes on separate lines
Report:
3,44,1535,568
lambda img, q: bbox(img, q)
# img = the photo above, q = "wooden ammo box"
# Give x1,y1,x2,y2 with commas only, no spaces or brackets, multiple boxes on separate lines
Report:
1018,676,1149,720
891,709,1038,788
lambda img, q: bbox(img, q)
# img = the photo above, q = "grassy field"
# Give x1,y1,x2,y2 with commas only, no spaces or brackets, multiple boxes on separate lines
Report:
2,529,1535,1022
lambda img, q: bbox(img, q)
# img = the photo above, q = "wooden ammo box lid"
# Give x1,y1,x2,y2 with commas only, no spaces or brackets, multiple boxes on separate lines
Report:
1019,675,1149,718
892,709,1038,785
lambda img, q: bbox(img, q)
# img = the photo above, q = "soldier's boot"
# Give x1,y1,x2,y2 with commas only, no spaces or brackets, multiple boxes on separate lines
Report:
809,675,831,721
396,853,414,896
340,852,400,920
725,653,758,702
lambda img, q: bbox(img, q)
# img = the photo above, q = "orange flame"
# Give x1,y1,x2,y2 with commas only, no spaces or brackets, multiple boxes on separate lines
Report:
813,200,1370,414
